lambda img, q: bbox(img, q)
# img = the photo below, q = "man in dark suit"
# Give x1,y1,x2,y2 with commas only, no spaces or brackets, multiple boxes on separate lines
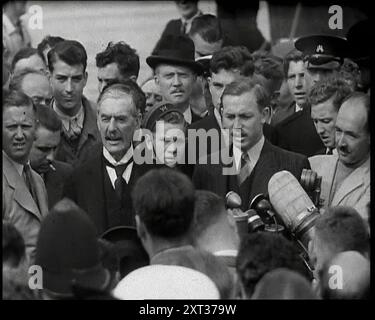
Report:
153,0,202,53
29,105,73,209
274,36,348,157
64,81,156,235
48,40,100,167
189,46,277,160
193,79,310,211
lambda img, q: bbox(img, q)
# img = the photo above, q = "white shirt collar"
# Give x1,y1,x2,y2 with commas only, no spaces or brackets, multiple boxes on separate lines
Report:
103,145,133,166
180,10,202,33
214,108,222,128
183,105,192,125
233,135,265,171
295,103,303,113
53,101,84,131
214,250,238,257
328,148,338,156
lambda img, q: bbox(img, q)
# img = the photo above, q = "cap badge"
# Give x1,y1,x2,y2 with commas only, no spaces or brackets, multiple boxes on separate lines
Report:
160,105,168,112
316,45,324,53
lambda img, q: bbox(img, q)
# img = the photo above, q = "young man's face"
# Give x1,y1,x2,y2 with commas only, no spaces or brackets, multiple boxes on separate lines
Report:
311,97,338,149
175,0,198,19
222,90,267,152
50,58,87,115
3,106,36,165
287,60,311,106
208,68,241,110
153,121,186,168
155,64,196,107
97,62,125,93
30,126,61,174
190,33,223,59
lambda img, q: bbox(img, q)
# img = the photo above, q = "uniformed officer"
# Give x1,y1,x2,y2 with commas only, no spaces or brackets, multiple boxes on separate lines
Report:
295,34,348,85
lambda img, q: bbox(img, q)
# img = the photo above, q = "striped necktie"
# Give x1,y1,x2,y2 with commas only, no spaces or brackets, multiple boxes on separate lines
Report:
237,153,251,186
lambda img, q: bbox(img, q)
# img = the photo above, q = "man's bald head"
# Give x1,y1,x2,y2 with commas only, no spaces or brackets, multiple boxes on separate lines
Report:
335,92,370,168
319,251,370,299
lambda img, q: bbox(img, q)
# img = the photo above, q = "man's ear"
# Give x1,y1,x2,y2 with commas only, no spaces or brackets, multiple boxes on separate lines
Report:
135,215,145,240
129,75,137,82
83,71,88,87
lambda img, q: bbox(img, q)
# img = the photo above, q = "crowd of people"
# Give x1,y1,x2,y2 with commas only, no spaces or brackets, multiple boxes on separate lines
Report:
3,1,370,300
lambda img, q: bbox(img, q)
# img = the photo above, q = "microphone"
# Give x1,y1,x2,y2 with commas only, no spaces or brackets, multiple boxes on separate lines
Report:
226,192,265,233
268,171,320,251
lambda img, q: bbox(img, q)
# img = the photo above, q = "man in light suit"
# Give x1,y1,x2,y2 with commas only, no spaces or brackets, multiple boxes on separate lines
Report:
309,92,370,224
193,79,310,211
3,90,49,265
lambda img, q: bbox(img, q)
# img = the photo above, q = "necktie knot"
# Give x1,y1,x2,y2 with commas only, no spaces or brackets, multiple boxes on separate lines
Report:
104,157,133,178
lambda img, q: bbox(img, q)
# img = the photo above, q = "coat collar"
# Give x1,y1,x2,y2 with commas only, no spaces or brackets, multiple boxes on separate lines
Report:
3,152,43,220
332,156,371,205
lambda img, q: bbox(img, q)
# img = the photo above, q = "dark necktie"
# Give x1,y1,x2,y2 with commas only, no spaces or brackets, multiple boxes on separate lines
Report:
237,153,251,186
104,157,133,200
23,164,40,211
326,148,333,155
181,21,187,34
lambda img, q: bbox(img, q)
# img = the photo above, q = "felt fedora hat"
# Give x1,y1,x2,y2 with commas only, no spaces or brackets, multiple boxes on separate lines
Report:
146,34,203,74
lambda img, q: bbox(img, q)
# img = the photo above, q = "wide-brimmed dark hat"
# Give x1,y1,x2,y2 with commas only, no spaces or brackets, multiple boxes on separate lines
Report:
100,226,149,278
146,34,203,74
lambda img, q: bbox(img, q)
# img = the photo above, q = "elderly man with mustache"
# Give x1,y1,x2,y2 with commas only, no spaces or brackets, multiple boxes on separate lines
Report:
63,81,159,235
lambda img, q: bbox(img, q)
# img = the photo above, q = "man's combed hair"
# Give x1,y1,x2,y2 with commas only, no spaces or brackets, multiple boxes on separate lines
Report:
11,48,45,72
210,46,254,77
192,190,226,238
156,111,187,131
37,35,66,62
189,14,223,43
252,51,284,80
96,41,140,79
236,232,309,298
47,40,88,73
35,105,62,133
97,80,146,115
283,49,304,77
308,77,353,111
222,78,270,111
314,206,370,256
132,168,195,239
3,90,35,114
8,68,49,92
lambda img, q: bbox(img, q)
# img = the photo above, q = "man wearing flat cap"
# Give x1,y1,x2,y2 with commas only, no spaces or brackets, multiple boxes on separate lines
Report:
146,34,205,125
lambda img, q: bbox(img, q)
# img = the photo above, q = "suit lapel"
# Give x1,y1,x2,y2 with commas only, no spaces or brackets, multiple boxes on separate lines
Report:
3,154,42,220
332,157,370,205
249,141,278,200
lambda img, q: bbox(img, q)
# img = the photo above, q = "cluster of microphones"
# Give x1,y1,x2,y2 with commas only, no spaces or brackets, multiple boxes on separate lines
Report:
226,169,323,277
